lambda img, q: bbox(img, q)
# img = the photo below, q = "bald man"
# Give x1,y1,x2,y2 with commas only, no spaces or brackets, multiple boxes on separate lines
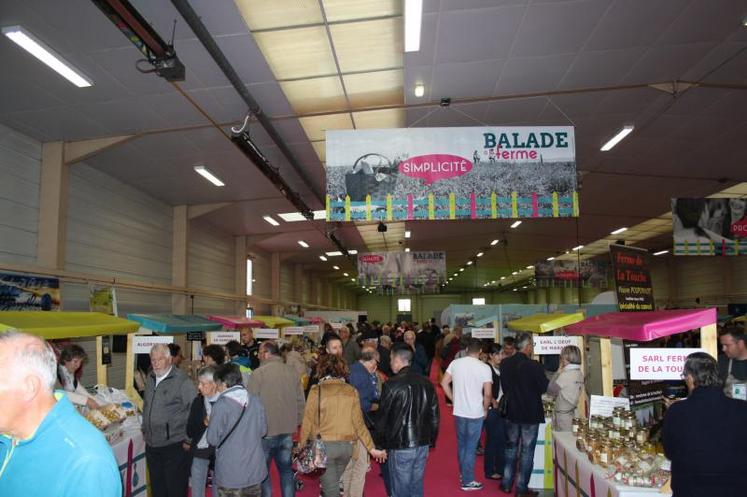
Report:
0,331,121,497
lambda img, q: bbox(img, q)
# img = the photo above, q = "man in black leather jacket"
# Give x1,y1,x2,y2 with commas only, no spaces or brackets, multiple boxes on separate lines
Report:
374,343,439,497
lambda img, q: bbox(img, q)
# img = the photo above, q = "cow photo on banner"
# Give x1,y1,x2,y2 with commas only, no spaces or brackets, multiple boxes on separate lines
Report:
672,197,747,255
357,251,446,293
534,259,608,288
325,127,577,222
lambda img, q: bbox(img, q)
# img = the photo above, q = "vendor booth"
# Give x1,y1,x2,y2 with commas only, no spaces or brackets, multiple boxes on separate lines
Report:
0,311,145,497
206,315,266,345
550,308,718,497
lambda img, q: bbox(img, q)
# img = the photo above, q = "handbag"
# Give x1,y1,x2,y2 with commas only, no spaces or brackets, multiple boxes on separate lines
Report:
496,394,508,417
293,384,328,475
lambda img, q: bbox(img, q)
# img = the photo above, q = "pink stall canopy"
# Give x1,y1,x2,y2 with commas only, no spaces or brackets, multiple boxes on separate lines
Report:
565,308,717,342
206,315,266,330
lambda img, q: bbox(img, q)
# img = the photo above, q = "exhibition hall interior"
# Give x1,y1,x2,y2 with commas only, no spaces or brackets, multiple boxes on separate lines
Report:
0,1,746,497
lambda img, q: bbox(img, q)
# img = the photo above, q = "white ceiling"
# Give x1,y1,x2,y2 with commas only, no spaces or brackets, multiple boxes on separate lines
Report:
1,0,746,291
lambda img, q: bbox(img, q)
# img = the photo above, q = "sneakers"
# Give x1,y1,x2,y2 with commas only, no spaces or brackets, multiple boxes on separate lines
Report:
461,481,484,491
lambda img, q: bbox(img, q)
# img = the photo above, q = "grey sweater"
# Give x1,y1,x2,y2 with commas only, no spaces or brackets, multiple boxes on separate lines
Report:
142,367,197,447
207,386,268,489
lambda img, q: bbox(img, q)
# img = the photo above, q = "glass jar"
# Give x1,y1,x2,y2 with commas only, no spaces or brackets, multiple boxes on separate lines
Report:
636,428,648,445
572,417,582,435
599,442,612,465
612,408,623,428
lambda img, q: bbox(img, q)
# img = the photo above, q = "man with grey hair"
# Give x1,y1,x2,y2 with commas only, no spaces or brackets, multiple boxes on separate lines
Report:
143,342,197,497
499,333,548,497
0,331,121,496
377,335,394,377
663,352,747,496
339,325,361,366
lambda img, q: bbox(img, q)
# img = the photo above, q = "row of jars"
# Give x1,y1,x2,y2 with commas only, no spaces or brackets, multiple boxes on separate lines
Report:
576,429,656,463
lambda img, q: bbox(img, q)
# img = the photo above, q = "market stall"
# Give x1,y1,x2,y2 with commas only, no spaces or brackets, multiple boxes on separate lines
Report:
0,311,145,497
206,315,266,345
251,315,295,338
550,308,718,497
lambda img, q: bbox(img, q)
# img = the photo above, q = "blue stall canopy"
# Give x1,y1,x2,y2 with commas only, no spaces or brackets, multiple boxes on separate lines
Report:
127,314,223,334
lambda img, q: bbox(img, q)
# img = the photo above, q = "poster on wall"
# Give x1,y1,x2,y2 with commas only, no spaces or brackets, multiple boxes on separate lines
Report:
610,244,654,312
88,284,118,316
357,251,446,292
534,259,608,287
672,198,747,255
326,127,577,222
0,272,61,311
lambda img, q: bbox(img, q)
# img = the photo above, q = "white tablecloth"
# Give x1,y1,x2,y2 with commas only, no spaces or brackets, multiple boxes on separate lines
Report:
552,432,671,497
111,430,147,497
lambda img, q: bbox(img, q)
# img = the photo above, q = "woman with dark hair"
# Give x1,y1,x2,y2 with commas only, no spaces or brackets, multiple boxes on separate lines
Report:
483,343,507,481
57,344,99,409
186,366,219,497
298,354,386,497
662,352,747,497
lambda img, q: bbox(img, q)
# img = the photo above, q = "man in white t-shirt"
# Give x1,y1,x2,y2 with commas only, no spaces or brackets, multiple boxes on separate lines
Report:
441,338,492,491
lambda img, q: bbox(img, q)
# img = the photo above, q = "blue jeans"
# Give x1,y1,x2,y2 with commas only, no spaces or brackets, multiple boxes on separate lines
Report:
261,434,295,497
190,456,215,497
388,445,429,497
501,422,539,494
484,408,506,477
455,416,484,484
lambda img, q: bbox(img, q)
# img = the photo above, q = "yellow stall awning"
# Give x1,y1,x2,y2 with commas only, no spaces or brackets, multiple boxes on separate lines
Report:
0,311,139,339
507,312,585,334
252,315,295,328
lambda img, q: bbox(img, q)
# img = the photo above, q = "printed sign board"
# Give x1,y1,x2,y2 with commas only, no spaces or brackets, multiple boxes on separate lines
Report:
207,331,240,345
255,328,279,339
282,326,305,336
133,335,173,354
589,395,630,419
303,325,320,335
610,244,654,312
534,335,583,355
326,127,577,222
470,328,497,340
672,198,747,255
629,348,705,380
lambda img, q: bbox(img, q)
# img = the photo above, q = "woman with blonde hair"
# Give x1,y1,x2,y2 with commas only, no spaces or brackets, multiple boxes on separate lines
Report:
546,345,584,431
298,354,386,497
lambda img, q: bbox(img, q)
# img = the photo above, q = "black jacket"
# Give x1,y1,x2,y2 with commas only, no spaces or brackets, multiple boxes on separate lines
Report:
377,345,393,377
662,386,747,497
499,352,548,424
374,366,439,450
186,394,213,459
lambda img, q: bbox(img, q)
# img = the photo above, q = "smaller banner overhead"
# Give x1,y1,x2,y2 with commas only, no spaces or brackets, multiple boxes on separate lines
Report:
534,260,608,288
610,244,654,312
672,198,747,255
358,251,446,292
326,127,577,222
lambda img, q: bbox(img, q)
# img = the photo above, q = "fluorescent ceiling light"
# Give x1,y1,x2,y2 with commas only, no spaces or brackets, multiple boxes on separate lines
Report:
413,84,424,97
600,125,634,151
319,255,327,261
513,288,518,292
547,256,555,261
404,230,411,239
404,0,422,52
343,272,349,277
476,252,484,258
326,251,343,257
526,265,534,269
298,240,309,248
500,276,506,280
512,271,518,275
459,268,465,272
654,250,669,256
193,165,225,186
278,210,327,222
572,245,584,251
333,265,340,270
351,278,355,282
262,215,279,226
490,239,499,246
510,220,522,228
404,247,410,252
466,261,473,266
2,26,93,88
348,250,358,255
610,227,628,235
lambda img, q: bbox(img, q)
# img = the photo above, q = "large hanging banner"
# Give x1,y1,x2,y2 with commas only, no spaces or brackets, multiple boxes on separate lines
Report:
672,198,747,255
326,127,577,222
0,272,61,311
357,252,446,291
534,260,608,288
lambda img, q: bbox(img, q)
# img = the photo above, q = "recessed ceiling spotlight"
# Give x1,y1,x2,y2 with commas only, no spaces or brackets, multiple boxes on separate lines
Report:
601,125,634,151
351,278,355,282
343,272,349,277
262,215,279,226
476,252,484,257
404,230,411,238
413,84,425,97
490,239,499,246
512,271,518,275
500,276,506,280
319,255,327,261
348,250,358,255
459,268,465,272
466,261,473,266
654,249,669,256
610,227,628,235
333,265,340,270
405,247,410,252
510,220,522,228
298,240,309,248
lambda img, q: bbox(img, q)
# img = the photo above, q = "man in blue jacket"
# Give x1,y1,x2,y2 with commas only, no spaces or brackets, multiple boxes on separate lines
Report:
0,331,121,497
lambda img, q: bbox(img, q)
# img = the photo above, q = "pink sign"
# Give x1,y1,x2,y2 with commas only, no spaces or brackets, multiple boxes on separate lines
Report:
731,219,747,238
399,154,472,185
359,254,384,263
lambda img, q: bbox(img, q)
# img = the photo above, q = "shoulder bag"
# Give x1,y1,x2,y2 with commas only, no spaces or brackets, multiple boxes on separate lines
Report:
293,384,328,475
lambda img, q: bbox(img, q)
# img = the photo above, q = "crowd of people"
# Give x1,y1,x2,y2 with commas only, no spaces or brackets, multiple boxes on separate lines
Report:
1,323,746,497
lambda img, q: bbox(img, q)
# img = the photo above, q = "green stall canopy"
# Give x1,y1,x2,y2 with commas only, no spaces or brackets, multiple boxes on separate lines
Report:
126,314,223,334
0,311,139,339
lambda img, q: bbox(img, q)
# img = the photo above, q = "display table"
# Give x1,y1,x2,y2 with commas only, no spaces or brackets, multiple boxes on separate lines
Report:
112,430,147,497
552,432,670,497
